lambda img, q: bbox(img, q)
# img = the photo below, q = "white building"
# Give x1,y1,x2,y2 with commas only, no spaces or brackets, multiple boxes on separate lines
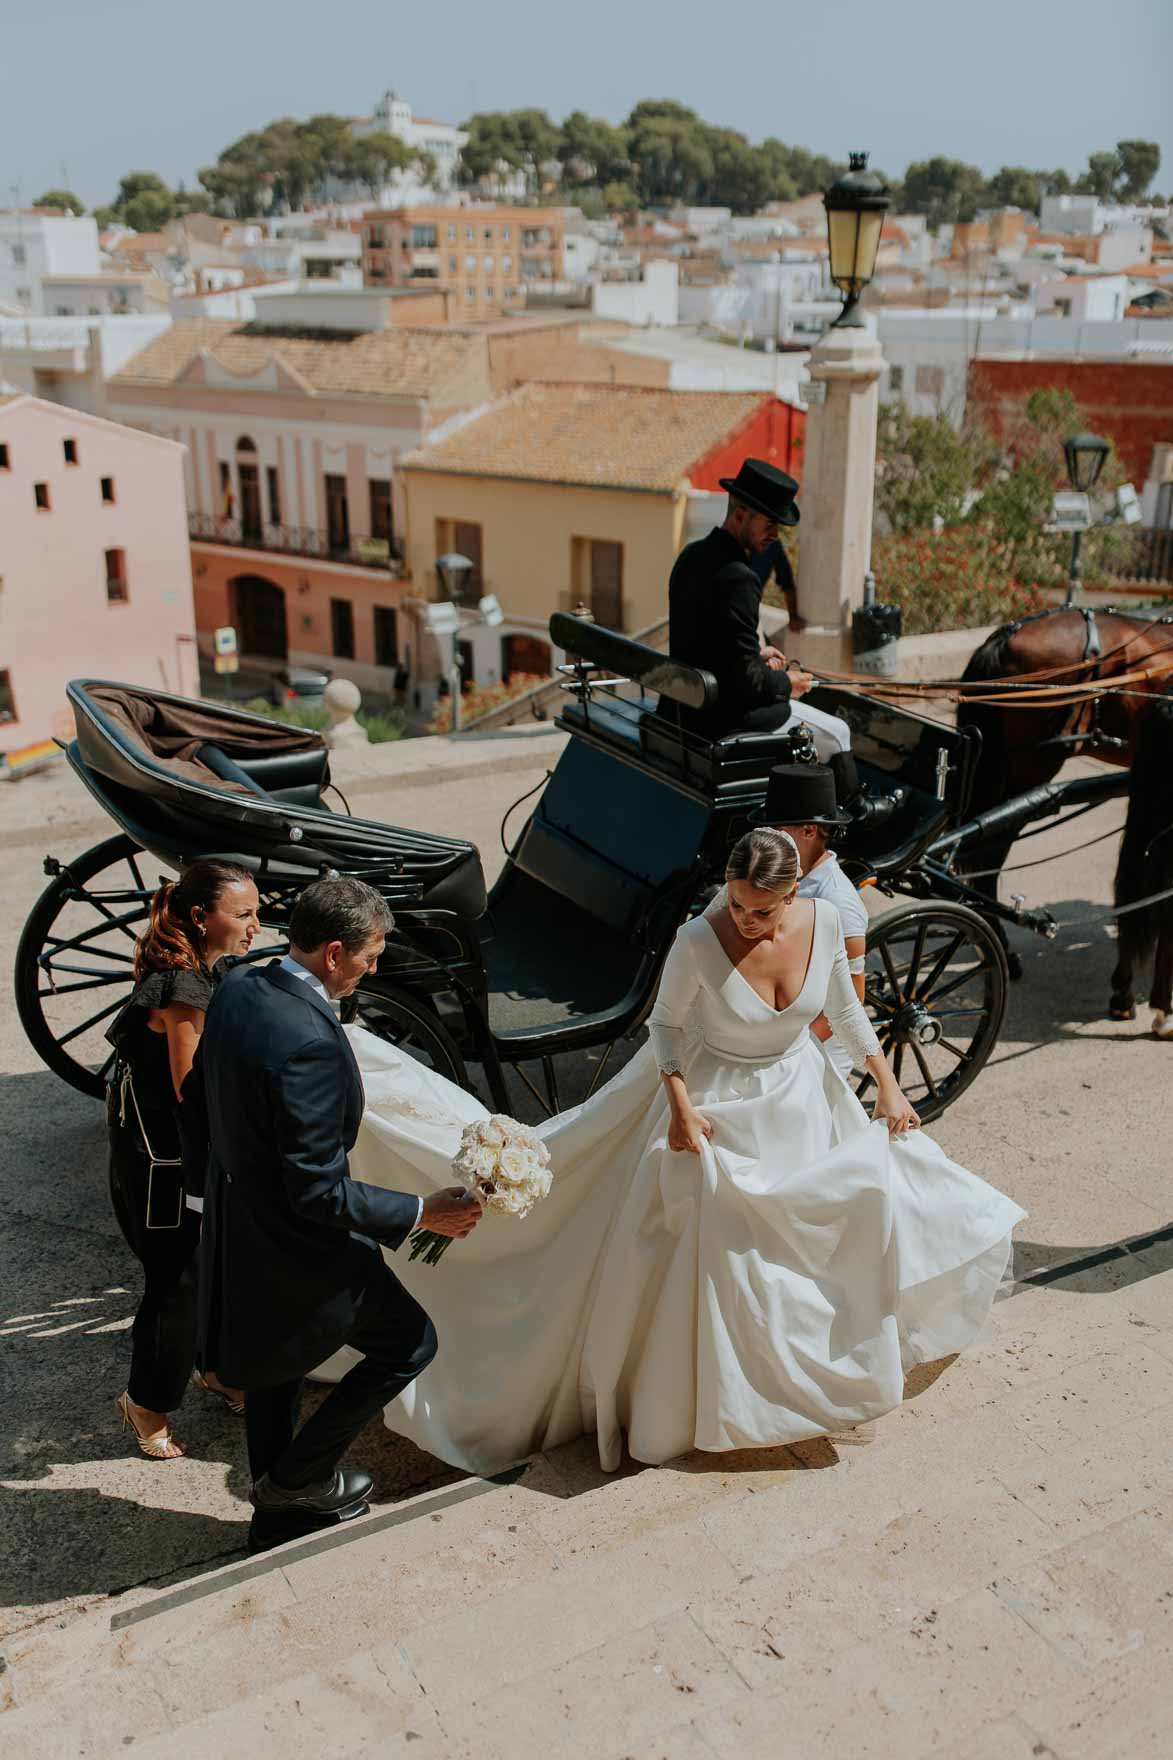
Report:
350,89,468,198
878,308,1173,422
592,260,679,327
733,258,827,344
1034,275,1131,322
41,273,160,317
0,313,172,415
0,212,101,315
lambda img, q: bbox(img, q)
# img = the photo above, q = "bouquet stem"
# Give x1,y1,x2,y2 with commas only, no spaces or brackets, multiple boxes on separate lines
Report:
409,1228,454,1265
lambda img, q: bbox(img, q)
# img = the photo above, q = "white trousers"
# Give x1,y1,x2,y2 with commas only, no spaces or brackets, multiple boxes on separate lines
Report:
783,701,852,762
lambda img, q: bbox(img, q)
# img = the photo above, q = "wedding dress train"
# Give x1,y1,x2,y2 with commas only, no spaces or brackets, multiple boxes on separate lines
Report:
321,899,1024,1473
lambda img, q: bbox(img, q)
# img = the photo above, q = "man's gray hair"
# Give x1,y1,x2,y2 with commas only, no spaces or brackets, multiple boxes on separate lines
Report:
289,876,393,954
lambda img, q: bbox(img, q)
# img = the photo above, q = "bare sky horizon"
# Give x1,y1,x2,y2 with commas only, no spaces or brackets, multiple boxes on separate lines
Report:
4,0,1171,210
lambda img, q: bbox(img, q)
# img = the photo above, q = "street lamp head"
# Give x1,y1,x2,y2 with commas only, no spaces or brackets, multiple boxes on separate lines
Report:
823,151,890,329
1062,431,1111,493
436,551,474,600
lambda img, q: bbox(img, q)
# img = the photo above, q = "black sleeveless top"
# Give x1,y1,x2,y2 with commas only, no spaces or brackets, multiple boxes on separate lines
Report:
106,965,215,1160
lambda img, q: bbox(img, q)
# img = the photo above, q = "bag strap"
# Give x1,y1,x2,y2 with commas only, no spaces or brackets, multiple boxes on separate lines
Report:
125,1068,181,1169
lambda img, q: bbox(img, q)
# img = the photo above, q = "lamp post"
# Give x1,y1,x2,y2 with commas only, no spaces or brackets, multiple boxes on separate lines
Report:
1060,431,1110,607
823,152,890,329
435,553,474,728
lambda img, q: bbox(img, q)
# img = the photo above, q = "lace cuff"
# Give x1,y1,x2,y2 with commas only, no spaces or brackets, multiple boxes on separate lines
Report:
648,1023,687,1077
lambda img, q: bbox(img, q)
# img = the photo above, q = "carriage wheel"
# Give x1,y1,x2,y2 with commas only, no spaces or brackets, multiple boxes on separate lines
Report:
855,902,1008,1125
345,980,469,1091
15,834,154,1099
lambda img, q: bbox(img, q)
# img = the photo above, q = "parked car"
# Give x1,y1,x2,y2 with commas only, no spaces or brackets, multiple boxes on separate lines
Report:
269,665,331,710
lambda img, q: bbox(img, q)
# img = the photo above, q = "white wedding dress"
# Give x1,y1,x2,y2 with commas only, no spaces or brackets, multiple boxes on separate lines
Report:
323,899,1025,1473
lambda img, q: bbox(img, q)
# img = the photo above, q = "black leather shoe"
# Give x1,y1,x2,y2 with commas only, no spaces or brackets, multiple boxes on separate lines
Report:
251,1468,373,1516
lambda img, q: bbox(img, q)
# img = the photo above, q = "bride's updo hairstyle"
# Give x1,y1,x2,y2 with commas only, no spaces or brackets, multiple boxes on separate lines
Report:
725,828,800,898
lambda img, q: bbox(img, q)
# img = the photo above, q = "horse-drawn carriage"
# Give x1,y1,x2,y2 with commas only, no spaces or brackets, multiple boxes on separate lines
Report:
15,611,1136,1125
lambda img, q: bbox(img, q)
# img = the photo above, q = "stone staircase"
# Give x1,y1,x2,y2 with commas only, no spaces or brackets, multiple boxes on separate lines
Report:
4,1248,1171,1759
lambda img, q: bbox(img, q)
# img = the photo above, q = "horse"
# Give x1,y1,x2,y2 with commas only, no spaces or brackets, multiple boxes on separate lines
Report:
1111,678,1173,1035
956,605,1173,987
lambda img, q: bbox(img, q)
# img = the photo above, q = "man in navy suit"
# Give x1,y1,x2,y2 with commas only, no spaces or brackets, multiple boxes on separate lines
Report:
185,876,480,1550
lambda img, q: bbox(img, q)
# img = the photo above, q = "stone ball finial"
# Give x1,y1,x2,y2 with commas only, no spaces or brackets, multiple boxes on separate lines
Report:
323,677,368,747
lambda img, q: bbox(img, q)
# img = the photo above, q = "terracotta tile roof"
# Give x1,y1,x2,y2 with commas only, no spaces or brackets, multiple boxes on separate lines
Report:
109,317,488,401
401,383,765,491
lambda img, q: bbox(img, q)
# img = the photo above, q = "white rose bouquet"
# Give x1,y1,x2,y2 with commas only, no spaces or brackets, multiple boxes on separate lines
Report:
409,1114,553,1265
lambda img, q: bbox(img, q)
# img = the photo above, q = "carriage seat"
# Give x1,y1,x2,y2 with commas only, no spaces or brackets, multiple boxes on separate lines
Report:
557,695,808,793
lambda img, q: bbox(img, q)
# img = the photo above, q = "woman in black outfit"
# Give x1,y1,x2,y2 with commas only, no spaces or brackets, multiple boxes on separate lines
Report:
106,860,260,1458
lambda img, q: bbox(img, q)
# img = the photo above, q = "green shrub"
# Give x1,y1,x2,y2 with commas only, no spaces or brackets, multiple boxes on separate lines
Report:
870,525,1047,636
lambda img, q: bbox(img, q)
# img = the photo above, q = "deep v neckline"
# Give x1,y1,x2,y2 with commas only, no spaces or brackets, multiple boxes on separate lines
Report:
703,902,821,1016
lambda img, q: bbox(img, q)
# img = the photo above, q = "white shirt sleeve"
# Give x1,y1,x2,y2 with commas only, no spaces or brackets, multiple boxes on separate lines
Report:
646,927,701,1075
823,937,881,1067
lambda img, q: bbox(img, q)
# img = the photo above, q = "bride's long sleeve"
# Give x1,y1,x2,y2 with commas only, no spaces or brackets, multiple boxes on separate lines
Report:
822,939,881,1067
646,929,701,1076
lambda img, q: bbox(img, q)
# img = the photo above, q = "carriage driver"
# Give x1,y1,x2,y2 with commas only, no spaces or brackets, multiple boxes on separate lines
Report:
707,760,869,1082
665,458,852,761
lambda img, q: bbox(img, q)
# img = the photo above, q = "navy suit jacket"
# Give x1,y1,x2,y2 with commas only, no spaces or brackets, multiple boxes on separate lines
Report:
183,962,420,1389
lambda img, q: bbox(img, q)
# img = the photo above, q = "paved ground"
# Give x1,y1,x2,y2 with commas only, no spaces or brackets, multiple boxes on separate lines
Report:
1,730,1170,1755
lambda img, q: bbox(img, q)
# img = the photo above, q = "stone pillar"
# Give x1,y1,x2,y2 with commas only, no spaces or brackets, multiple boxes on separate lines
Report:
787,325,884,675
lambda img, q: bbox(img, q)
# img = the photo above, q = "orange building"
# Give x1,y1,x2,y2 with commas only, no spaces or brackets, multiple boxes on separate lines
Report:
361,206,566,320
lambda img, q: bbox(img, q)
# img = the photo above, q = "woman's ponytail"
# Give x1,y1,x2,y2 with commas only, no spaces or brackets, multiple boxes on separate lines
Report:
133,860,251,979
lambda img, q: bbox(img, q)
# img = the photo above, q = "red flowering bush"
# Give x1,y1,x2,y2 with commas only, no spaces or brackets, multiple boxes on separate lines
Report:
870,525,1047,637
428,672,549,735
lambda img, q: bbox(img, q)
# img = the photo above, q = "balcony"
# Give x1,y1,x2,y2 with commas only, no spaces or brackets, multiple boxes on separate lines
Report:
189,512,405,573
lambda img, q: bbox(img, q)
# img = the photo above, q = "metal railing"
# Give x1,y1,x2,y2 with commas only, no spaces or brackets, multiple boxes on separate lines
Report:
188,512,405,572
459,615,671,733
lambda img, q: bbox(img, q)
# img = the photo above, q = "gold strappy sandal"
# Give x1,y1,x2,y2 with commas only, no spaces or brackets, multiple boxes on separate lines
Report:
117,1392,186,1460
191,1370,245,1415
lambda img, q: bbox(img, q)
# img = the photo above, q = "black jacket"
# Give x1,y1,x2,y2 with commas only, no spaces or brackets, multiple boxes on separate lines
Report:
666,527,792,737
182,962,420,1390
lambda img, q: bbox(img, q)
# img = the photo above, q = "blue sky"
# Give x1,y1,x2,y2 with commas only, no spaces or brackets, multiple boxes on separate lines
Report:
4,0,1171,209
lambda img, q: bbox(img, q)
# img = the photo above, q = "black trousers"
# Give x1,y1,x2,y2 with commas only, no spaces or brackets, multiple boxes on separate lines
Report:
244,1268,438,1488
108,1148,201,1412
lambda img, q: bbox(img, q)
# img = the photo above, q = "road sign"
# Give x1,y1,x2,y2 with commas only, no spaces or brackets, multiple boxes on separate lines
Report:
213,654,239,675
213,625,238,656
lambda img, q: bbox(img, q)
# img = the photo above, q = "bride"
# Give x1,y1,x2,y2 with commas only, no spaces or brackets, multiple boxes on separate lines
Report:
328,827,1025,1475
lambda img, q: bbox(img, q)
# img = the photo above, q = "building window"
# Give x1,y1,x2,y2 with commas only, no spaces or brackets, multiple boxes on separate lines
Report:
485,286,496,303
100,475,115,503
502,255,513,271
464,254,477,273
483,256,494,272
11,243,26,266
373,604,398,668
465,225,475,242
888,365,904,392
34,482,50,511
573,537,624,630
218,460,233,517
105,548,128,603
266,465,281,526
502,227,511,243
369,478,393,545
0,443,9,470
330,596,355,659
367,226,385,248
914,365,945,397
63,438,79,465
409,223,437,248
465,286,475,300
0,670,16,723
484,228,494,242
325,474,350,555
446,225,456,243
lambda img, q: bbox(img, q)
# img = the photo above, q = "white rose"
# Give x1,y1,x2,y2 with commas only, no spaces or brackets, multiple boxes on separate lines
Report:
496,1144,529,1183
482,1118,507,1148
469,1142,498,1179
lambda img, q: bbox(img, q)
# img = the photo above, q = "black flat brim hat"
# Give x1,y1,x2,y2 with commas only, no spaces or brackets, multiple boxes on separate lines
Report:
719,457,801,527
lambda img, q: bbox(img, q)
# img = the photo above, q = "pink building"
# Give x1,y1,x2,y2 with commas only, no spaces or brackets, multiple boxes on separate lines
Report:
0,394,197,753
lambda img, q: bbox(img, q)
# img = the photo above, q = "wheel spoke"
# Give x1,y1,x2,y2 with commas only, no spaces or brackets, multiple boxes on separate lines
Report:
891,1041,904,1085
910,1040,940,1100
922,965,985,1006
57,995,126,1047
905,920,929,996
931,1006,988,1019
878,939,904,998
126,851,146,890
43,913,144,957
915,931,964,1000
938,1038,974,1063
38,975,126,998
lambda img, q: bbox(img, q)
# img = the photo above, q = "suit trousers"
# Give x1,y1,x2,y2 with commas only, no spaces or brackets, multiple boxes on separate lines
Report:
244,1265,438,1488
